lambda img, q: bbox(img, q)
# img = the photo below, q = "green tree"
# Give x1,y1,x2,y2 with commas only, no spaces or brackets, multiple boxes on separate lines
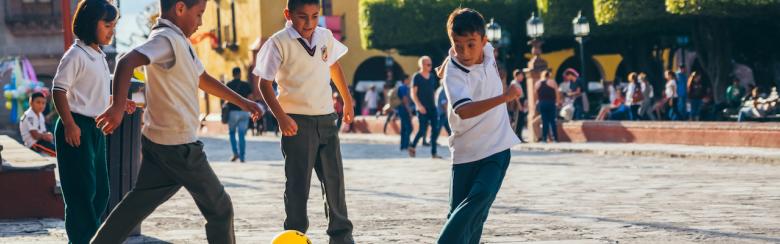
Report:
666,0,780,103
359,0,533,58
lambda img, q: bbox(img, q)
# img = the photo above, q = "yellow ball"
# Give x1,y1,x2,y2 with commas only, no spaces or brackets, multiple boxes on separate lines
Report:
271,230,311,244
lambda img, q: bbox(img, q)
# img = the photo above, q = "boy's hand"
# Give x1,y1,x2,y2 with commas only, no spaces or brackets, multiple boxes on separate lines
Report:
96,104,127,135
64,122,81,147
241,99,264,122
342,101,354,124
126,99,137,114
279,114,299,136
504,83,522,101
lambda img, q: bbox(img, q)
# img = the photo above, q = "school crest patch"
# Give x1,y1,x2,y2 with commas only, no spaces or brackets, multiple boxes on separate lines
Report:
321,46,328,62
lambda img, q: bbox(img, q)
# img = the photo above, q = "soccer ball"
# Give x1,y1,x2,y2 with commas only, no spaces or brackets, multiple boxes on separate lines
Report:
271,230,311,244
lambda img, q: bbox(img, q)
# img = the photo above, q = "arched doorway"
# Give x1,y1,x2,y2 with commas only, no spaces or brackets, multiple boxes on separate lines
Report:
352,56,406,114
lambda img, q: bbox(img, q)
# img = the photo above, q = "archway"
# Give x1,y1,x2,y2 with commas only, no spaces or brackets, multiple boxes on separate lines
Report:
352,56,406,114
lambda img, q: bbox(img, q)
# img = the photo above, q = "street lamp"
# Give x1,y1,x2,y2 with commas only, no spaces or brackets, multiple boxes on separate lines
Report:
526,12,544,39
572,10,589,83
486,18,502,45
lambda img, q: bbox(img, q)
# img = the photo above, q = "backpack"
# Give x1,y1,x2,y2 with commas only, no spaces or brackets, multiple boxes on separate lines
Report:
387,88,402,108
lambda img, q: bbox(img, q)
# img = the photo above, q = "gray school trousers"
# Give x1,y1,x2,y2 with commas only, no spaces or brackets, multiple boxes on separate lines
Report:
91,137,235,244
282,113,354,244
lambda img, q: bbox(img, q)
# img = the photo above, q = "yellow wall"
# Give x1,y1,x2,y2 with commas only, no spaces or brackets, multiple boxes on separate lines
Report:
526,48,623,82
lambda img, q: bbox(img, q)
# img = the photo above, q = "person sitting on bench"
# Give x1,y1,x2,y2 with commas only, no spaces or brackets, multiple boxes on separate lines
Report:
19,92,56,156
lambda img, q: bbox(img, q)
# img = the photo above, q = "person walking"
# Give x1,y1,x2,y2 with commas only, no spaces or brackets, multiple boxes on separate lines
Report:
638,72,656,120
409,56,440,158
225,67,252,162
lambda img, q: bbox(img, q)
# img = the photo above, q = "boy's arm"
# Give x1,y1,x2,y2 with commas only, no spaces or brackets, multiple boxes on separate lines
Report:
258,79,298,136
96,51,149,134
330,62,354,124
199,73,262,121
454,84,521,120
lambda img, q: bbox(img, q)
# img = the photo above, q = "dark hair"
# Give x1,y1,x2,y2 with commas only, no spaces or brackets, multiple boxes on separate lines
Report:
161,0,204,12
447,8,486,37
72,0,119,45
232,67,241,76
287,0,320,12
30,92,46,102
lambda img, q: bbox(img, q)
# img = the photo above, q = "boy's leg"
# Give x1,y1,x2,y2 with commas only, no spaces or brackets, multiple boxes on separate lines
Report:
55,118,101,244
167,141,236,244
92,138,182,243
314,114,354,244
438,150,511,244
438,161,477,244
282,115,318,233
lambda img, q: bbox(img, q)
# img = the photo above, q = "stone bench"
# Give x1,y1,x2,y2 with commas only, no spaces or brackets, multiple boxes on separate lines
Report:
0,135,64,219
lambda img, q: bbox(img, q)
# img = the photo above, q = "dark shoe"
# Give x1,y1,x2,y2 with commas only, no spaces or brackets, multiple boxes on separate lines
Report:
240,159,246,163
432,154,443,159
408,148,416,157
422,142,431,147
230,155,239,162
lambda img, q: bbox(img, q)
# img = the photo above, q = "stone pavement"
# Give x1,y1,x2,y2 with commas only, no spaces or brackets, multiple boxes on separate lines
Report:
1,133,779,243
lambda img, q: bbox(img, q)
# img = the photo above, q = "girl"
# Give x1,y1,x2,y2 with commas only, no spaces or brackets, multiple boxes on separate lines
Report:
51,1,131,243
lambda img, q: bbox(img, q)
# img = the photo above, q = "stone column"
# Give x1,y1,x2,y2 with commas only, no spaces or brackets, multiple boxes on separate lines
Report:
524,39,548,142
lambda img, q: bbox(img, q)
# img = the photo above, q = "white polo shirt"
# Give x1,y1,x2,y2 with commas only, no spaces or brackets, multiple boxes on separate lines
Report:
442,43,520,164
253,21,348,115
19,108,47,148
51,39,111,117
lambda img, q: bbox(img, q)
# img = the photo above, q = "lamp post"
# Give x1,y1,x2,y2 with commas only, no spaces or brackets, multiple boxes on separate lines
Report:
486,18,502,45
572,11,590,83
525,12,547,142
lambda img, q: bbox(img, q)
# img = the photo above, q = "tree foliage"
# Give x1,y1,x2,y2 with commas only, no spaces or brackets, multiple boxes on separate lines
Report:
359,0,533,56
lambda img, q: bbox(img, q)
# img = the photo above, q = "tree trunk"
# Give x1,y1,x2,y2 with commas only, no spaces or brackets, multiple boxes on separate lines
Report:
692,18,733,104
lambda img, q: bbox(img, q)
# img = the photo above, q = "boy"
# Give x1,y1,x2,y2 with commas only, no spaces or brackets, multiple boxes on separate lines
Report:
437,8,522,244
20,92,55,156
253,0,354,243
92,0,262,243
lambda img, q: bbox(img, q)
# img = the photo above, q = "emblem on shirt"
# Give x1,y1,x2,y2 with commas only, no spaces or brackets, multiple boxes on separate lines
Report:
321,46,328,62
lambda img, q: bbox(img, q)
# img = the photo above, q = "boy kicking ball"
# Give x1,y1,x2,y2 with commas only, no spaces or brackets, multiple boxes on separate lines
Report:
437,8,522,244
93,0,262,243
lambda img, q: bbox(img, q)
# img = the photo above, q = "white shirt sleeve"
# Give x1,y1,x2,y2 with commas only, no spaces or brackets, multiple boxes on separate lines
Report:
252,38,282,82
51,50,82,93
134,34,175,68
443,68,472,111
326,34,348,66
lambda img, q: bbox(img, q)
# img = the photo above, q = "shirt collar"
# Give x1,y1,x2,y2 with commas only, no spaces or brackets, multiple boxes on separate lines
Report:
285,20,320,46
74,39,106,60
448,43,495,74
155,18,186,37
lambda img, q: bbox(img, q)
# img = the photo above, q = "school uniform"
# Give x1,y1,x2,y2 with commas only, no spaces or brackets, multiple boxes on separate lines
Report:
51,39,111,244
253,21,353,244
438,43,520,244
20,108,55,153
92,18,235,244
